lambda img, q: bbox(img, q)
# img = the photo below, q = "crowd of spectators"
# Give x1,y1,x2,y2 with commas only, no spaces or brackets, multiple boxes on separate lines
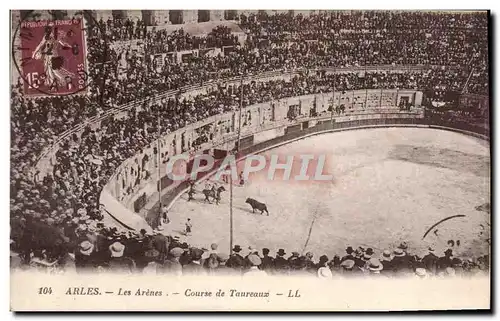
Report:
11,11,489,275
10,226,490,279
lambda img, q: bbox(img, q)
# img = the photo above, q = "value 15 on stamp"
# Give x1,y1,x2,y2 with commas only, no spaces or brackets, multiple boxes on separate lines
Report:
15,18,89,96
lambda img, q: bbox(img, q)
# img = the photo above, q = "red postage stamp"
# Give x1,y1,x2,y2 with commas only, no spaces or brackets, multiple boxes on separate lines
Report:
17,18,88,96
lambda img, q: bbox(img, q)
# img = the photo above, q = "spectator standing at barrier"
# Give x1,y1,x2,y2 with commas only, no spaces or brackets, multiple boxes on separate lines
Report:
259,248,275,273
341,246,355,263
183,248,206,276
214,253,233,276
422,246,439,276
380,250,394,275
107,242,136,274
225,245,246,273
304,252,317,274
438,249,454,272
244,254,267,277
274,249,290,274
159,247,184,276
391,248,412,275
317,255,332,279
75,240,97,274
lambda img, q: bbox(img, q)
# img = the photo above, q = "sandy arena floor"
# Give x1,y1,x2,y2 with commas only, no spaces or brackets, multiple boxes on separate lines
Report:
160,128,490,259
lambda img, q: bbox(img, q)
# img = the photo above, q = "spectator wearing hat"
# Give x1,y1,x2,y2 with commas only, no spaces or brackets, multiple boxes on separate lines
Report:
75,241,97,274
260,248,275,273
422,246,439,275
183,248,207,276
361,248,375,268
304,252,317,274
244,254,267,277
151,232,170,263
341,246,355,263
391,248,412,274
245,245,259,267
438,249,454,272
339,259,357,276
107,242,136,273
142,249,161,274
214,253,234,276
225,245,246,272
209,243,219,256
274,249,289,273
366,258,385,277
415,268,428,279
288,251,301,269
204,252,222,275
159,247,184,276
451,258,465,277
438,267,456,278
380,250,393,274
317,255,332,279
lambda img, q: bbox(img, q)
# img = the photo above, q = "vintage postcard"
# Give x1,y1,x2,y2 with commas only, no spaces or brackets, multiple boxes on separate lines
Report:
10,9,490,311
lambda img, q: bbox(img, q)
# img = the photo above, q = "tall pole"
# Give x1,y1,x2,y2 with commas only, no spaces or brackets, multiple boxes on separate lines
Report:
363,28,368,109
229,73,244,254
157,105,162,228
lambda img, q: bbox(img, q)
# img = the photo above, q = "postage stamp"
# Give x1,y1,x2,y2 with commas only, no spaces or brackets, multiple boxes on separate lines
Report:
14,17,88,96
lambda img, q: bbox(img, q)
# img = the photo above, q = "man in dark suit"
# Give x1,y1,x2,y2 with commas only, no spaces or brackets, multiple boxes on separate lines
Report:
225,245,246,273
341,246,355,263
380,250,394,275
437,249,454,272
391,248,412,274
274,249,289,274
422,246,439,275
288,252,301,270
304,252,317,274
259,248,275,273
182,248,206,276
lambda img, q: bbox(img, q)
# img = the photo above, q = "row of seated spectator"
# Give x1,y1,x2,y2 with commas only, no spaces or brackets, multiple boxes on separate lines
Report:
10,218,490,279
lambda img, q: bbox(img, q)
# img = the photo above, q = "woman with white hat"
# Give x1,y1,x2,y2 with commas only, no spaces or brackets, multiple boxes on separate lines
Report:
107,242,135,274
367,258,385,277
317,255,333,279
75,240,96,274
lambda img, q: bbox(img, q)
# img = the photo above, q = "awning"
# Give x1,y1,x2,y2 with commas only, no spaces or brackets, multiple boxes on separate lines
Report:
99,189,153,233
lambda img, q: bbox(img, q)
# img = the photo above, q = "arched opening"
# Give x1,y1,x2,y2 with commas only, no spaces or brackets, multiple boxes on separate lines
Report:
142,10,155,26
112,10,127,21
198,10,210,22
224,10,237,20
169,10,183,25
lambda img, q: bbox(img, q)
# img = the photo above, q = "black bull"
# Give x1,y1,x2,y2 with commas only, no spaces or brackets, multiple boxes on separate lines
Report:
245,198,269,215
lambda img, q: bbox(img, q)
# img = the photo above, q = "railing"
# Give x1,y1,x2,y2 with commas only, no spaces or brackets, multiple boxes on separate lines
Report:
101,88,423,207
33,64,441,171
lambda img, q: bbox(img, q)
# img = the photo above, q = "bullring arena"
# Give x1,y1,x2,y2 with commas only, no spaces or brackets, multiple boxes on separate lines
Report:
160,127,490,260
10,10,490,280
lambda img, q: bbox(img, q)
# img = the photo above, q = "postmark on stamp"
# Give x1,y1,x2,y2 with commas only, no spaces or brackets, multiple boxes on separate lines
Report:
12,10,105,97
15,18,87,96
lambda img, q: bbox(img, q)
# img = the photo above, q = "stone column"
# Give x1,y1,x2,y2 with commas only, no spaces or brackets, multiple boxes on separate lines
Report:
182,10,198,23
153,10,170,25
96,10,113,22
126,10,143,22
